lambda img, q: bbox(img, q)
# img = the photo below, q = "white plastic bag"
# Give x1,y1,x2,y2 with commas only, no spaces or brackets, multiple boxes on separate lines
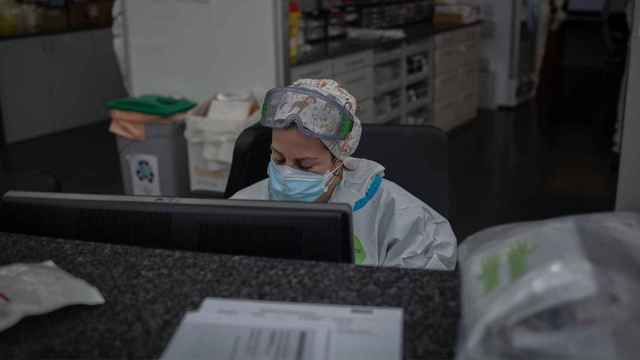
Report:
0,261,105,332
457,212,640,360
184,90,261,192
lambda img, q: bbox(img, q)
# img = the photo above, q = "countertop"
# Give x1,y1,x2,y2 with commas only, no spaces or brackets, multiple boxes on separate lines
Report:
0,232,461,359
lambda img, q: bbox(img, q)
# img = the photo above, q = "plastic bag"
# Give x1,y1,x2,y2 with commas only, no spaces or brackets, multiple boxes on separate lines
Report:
456,212,640,360
184,91,260,164
0,261,105,332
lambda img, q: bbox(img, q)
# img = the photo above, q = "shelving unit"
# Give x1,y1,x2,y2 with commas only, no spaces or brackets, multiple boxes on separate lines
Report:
376,79,404,95
406,71,429,86
289,23,482,131
406,97,430,114
375,108,404,125
371,39,433,126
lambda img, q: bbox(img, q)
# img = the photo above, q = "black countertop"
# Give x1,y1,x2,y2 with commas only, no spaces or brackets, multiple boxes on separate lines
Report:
292,21,483,67
0,233,461,360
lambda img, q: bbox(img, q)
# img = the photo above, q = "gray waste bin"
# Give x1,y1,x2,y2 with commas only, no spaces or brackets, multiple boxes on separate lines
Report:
116,122,189,197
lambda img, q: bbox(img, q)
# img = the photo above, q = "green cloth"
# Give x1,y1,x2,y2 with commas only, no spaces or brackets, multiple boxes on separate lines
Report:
106,95,196,116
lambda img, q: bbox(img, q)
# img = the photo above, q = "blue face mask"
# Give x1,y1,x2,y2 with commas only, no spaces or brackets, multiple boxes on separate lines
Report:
268,160,341,202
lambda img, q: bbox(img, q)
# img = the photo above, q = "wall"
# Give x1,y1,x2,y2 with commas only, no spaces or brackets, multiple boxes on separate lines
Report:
616,1,640,211
124,0,285,102
0,29,127,144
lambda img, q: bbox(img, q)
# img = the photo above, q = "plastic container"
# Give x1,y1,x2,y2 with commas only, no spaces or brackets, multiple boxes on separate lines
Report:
116,122,190,197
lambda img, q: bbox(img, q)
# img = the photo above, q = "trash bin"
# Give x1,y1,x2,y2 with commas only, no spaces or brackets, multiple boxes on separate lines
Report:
107,96,196,197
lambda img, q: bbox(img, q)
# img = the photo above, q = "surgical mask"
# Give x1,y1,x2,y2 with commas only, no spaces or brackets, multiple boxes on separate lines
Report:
268,160,342,202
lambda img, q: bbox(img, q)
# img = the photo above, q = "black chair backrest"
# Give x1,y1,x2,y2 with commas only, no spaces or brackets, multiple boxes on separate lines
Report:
224,124,272,198
353,125,449,217
225,124,449,217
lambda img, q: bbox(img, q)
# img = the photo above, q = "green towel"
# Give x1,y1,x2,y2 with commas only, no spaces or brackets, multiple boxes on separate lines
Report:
106,95,197,116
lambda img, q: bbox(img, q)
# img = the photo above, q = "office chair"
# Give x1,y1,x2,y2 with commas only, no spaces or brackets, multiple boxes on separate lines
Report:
224,124,272,198
224,124,450,217
353,124,449,217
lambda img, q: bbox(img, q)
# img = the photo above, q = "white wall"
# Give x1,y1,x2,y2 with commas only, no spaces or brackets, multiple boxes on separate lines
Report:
616,1,640,211
124,0,285,102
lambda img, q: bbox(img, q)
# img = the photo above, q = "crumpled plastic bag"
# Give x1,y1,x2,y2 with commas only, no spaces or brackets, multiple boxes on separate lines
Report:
456,212,640,360
0,261,105,332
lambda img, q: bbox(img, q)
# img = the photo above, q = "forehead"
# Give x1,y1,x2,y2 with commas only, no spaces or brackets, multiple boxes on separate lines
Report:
272,129,329,158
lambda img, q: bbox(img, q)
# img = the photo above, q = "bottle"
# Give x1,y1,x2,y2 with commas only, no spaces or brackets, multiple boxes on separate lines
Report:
288,0,301,64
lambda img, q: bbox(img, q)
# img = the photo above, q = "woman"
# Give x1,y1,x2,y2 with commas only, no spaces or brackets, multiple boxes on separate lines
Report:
232,79,457,270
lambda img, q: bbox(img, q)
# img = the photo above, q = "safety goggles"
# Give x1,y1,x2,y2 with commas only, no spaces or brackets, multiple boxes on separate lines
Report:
260,86,355,141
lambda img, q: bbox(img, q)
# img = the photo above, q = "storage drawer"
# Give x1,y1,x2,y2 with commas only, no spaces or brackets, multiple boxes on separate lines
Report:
457,26,476,43
333,66,374,101
332,50,373,74
461,41,480,67
458,65,479,95
374,46,404,64
434,28,465,48
433,98,458,131
356,99,375,123
434,46,464,76
434,71,461,103
459,91,479,122
472,25,483,41
290,60,332,81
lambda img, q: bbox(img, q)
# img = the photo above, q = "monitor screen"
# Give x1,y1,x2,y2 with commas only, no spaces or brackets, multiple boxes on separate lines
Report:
0,191,353,263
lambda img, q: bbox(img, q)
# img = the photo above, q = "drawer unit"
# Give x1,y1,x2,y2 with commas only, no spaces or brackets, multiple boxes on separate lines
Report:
357,98,375,123
434,46,464,76
290,60,332,81
332,50,373,75
433,98,458,131
333,66,374,101
374,46,404,64
459,91,479,122
434,71,461,102
434,29,465,48
461,41,480,67
459,65,479,95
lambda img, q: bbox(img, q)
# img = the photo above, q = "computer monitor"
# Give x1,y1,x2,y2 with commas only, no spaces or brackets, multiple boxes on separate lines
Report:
0,191,353,263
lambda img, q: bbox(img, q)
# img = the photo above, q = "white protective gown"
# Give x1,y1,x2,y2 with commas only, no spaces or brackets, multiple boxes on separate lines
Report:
232,157,457,270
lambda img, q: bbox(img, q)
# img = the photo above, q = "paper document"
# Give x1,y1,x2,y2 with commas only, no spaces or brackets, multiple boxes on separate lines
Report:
162,312,332,360
198,298,404,360
161,298,403,360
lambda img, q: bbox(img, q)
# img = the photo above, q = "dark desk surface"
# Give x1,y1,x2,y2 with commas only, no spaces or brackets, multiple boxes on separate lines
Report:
0,232,460,359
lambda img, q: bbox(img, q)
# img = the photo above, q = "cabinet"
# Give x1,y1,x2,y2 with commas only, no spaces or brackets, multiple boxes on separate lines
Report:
0,37,55,143
433,24,481,131
290,50,375,123
288,23,481,130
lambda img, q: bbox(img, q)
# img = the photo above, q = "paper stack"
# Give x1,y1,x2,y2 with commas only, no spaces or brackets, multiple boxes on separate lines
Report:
161,298,403,360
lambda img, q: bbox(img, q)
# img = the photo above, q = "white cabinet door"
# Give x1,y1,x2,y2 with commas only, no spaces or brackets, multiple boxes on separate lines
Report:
0,38,56,143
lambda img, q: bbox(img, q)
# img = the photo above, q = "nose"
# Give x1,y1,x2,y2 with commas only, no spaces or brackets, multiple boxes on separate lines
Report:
283,158,297,168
